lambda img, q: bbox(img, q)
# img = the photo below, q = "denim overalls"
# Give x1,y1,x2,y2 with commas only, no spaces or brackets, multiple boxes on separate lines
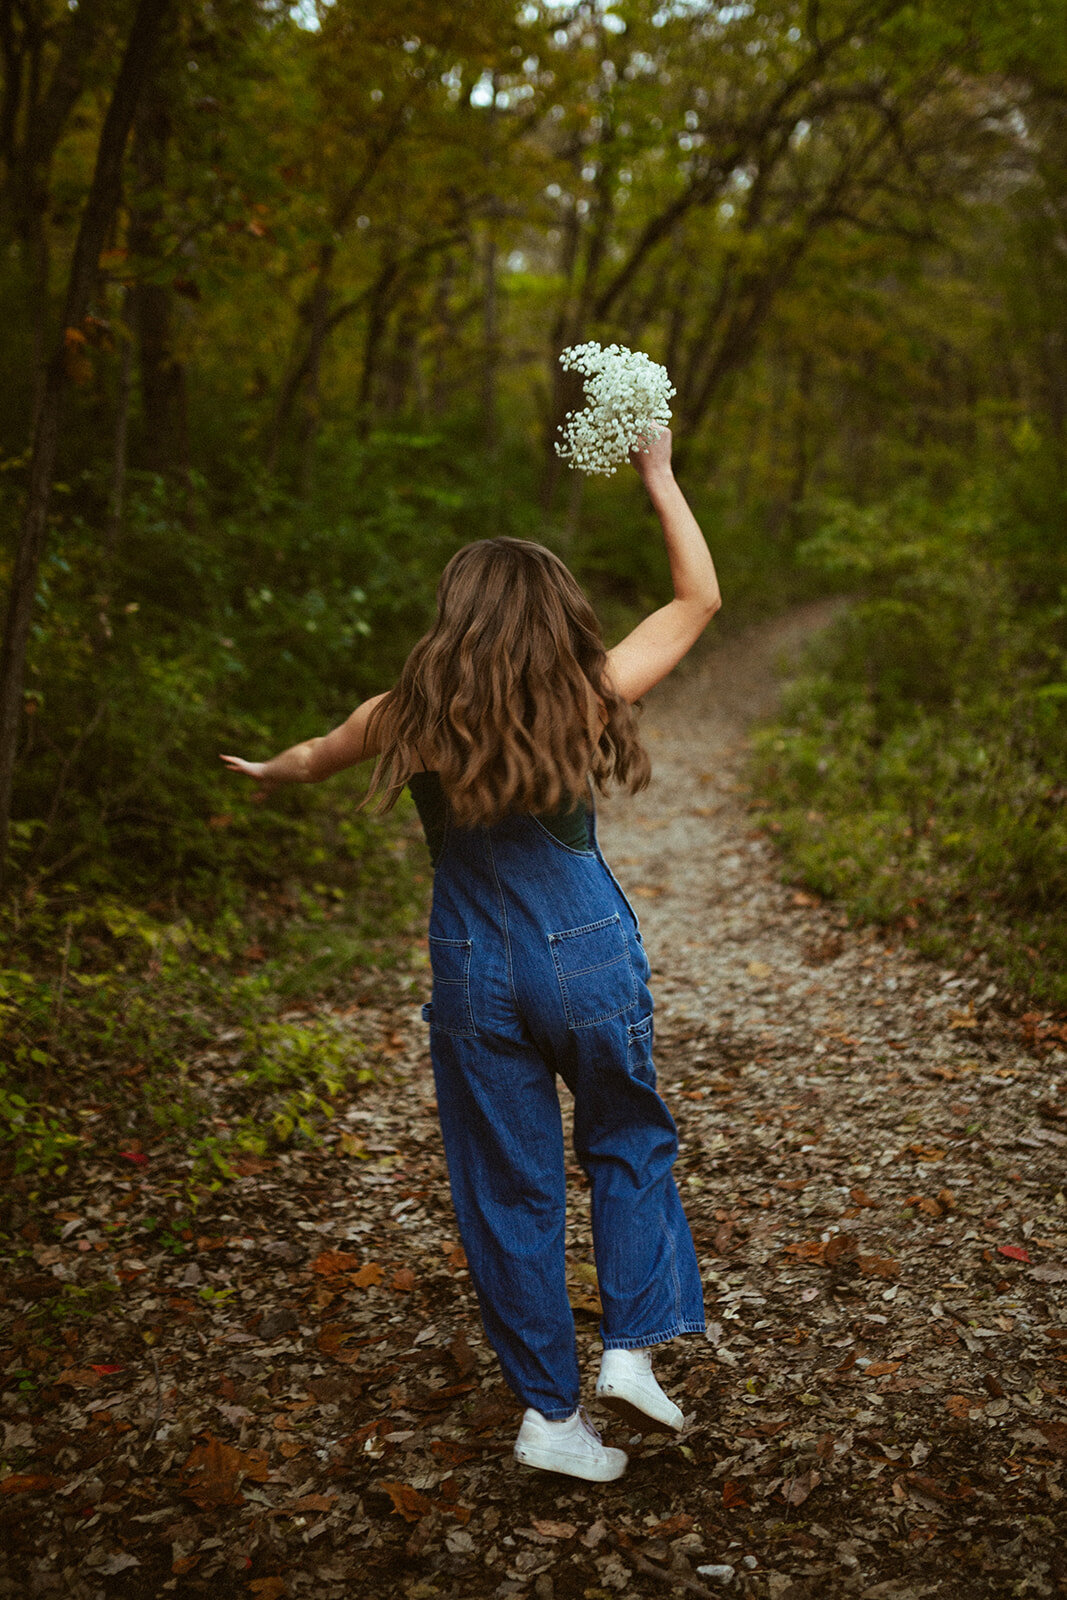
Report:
421,792,705,1419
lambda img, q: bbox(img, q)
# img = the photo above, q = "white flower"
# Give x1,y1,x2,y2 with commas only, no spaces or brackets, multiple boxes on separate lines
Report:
555,341,675,475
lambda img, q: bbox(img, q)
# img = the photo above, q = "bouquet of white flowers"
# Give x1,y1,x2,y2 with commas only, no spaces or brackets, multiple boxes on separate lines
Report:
555,341,675,475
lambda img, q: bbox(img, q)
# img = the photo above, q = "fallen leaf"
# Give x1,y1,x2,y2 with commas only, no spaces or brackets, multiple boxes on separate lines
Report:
722,1480,749,1509
945,1394,978,1419
531,1519,577,1539
747,960,772,978
823,1233,859,1267
997,1244,1032,1264
1036,1421,1067,1457
311,1249,362,1276
248,1581,287,1600
0,1475,59,1495
784,1239,825,1261
390,1267,416,1292
866,1360,902,1377
118,1150,149,1166
449,1333,476,1377
377,1480,434,1523
316,1324,359,1362
646,1514,695,1537
857,1255,900,1280
96,1554,141,1575
1030,1263,1067,1283
180,1436,269,1509
281,1493,337,1515
850,1187,877,1207
351,1262,384,1288
55,1368,101,1389
782,1468,821,1506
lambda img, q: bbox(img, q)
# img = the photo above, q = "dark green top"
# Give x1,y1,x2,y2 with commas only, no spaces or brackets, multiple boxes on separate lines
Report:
408,771,591,867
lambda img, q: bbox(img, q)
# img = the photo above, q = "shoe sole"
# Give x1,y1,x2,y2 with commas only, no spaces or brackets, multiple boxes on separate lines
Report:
596,1387,684,1434
514,1446,627,1482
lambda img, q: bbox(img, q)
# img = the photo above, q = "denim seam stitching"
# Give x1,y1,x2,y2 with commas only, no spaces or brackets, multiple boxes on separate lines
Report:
486,830,518,1013
601,1321,706,1350
550,913,620,942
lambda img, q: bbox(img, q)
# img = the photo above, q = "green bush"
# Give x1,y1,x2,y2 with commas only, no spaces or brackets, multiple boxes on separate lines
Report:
752,480,1067,1006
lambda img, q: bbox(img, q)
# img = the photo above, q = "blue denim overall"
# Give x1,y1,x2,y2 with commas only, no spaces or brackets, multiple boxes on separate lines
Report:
421,795,705,1419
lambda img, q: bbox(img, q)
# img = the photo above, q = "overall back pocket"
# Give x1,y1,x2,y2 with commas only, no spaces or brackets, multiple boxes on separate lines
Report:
548,914,636,1029
428,936,479,1037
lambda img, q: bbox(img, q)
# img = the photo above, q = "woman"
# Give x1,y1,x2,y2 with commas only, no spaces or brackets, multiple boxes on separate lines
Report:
222,429,720,1481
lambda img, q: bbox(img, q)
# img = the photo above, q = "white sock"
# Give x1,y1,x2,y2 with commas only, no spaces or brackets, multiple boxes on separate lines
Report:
536,1409,580,1429
604,1346,651,1370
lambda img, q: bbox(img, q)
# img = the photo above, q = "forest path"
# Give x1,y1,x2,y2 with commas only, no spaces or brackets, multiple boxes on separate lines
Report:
10,604,1067,1600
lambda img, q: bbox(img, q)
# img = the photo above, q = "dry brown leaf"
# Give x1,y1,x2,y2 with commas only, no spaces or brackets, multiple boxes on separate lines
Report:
54,1368,101,1389
350,1262,384,1288
248,1581,287,1600
865,1360,902,1377
310,1249,361,1277
531,1519,577,1539
180,1436,268,1510
0,1474,59,1495
784,1239,825,1261
378,1480,434,1523
1037,1421,1067,1456
849,1187,877,1207
823,1233,859,1267
857,1254,900,1280
283,1493,337,1515
316,1324,359,1362
782,1468,821,1506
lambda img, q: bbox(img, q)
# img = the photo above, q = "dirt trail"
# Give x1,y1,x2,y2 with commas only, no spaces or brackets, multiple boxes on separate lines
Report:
7,605,1066,1600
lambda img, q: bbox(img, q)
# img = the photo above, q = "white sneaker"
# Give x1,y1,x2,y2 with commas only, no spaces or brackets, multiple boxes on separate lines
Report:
595,1347,684,1432
514,1406,628,1482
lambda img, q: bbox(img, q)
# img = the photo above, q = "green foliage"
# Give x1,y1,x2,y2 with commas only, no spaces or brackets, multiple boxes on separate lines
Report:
0,822,427,1192
752,482,1067,1005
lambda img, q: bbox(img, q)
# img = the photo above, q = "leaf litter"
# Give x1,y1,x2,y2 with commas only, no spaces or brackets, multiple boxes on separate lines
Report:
2,606,1065,1599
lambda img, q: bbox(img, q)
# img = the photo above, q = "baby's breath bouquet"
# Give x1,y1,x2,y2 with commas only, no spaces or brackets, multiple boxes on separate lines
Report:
555,341,675,475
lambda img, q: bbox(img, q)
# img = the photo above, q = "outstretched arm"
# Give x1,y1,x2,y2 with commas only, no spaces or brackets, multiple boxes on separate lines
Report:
220,692,389,799
606,429,720,704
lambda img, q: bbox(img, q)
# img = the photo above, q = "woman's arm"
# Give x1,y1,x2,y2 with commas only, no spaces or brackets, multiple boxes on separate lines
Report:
606,429,720,704
220,691,389,798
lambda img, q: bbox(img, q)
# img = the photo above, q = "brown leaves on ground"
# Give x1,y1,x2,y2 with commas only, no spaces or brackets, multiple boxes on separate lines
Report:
4,613,1067,1598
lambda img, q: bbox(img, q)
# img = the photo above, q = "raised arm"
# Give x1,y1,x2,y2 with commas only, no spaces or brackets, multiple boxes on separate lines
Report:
606,430,720,704
220,691,389,797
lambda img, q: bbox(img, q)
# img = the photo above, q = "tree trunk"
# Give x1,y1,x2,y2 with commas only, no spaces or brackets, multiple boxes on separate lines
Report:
129,48,189,483
297,240,335,494
0,0,172,888
107,292,136,557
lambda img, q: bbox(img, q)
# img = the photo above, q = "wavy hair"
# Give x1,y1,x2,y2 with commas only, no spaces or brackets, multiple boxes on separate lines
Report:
365,538,650,826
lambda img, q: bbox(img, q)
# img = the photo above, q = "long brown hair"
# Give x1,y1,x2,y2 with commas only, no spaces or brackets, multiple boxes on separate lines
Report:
366,538,650,826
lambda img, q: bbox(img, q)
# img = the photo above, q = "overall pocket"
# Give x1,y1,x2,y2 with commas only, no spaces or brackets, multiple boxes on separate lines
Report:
626,1012,657,1087
548,913,636,1029
427,936,479,1037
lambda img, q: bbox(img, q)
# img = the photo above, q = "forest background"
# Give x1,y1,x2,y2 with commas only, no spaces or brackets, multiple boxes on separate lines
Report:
0,0,1065,1188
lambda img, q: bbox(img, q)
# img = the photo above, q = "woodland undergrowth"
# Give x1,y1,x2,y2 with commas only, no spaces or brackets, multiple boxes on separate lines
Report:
752,471,1067,1010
